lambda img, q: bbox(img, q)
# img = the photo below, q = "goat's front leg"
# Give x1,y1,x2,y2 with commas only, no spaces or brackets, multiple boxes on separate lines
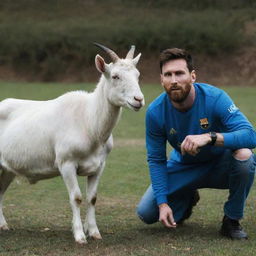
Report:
84,162,105,240
0,170,15,230
59,162,87,244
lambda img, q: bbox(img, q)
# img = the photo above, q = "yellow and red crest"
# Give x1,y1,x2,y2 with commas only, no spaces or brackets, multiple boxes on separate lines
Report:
200,118,210,129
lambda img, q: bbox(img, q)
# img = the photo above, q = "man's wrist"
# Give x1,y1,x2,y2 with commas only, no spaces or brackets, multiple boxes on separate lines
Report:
159,203,169,209
208,131,217,145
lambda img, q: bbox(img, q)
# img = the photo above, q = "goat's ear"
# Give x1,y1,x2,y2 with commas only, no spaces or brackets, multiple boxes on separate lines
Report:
95,54,107,73
132,53,141,66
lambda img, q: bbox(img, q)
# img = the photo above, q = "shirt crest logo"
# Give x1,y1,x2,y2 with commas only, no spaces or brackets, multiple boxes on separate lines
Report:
200,118,210,129
170,128,177,135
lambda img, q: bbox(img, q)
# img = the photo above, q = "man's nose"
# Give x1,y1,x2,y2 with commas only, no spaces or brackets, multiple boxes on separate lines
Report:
170,75,177,84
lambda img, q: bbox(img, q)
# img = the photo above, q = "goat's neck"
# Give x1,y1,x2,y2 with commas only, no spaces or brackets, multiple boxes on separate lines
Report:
90,77,121,143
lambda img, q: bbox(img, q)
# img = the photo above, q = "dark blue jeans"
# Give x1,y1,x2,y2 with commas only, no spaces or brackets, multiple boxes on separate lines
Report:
137,151,256,223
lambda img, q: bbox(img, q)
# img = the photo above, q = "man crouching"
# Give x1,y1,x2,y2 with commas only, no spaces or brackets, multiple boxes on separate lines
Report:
137,48,256,239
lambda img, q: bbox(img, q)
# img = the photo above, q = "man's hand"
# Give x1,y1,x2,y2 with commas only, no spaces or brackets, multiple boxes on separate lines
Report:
159,203,177,228
181,134,211,156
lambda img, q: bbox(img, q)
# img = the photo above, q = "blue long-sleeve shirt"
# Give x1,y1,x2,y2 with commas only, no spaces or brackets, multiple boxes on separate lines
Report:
146,83,256,205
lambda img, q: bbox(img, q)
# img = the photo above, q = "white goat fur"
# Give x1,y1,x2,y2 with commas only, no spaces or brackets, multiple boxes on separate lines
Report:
0,45,144,244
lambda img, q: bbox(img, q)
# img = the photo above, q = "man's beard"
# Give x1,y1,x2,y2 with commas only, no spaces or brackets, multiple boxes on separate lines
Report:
168,83,191,103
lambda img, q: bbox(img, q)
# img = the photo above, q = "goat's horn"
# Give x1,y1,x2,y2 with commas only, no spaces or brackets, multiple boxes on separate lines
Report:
94,43,119,63
126,45,135,59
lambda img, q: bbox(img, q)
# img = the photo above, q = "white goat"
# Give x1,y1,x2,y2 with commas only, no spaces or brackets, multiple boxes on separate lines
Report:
0,43,144,244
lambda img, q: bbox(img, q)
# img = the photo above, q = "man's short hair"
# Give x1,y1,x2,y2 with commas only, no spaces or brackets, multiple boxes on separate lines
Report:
159,48,194,73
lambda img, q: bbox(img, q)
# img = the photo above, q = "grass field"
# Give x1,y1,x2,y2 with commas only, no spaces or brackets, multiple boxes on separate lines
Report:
0,82,256,256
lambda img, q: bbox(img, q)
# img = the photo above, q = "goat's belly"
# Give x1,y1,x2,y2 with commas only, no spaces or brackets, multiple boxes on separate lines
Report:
0,151,58,183
25,168,60,184
2,162,59,184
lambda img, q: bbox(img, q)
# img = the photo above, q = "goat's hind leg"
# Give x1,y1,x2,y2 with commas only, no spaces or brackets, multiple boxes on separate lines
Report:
0,170,15,230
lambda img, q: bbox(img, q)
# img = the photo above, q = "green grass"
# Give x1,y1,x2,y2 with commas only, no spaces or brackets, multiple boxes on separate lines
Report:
0,82,256,255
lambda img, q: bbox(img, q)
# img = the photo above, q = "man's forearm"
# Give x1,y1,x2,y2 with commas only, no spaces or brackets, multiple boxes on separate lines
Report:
222,129,256,149
208,129,256,149
148,161,169,205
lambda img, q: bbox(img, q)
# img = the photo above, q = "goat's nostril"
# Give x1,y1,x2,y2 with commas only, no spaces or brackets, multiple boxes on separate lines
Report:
134,96,143,102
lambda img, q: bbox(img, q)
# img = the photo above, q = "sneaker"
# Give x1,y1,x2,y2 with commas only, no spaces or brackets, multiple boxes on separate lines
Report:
177,190,200,225
220,215,248,240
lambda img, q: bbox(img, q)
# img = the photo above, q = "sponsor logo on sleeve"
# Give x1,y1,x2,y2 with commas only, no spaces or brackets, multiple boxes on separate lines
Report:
228,103,238,113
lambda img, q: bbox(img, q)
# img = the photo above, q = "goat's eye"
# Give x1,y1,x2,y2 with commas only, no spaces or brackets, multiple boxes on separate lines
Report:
112,75,119,80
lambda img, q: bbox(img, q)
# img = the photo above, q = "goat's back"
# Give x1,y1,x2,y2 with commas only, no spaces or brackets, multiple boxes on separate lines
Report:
0,91,93,176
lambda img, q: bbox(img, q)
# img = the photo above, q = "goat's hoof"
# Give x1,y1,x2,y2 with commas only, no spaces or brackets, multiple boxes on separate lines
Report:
75,232,87,245
0,224,9,231
75,237,88,245
91,232,102,240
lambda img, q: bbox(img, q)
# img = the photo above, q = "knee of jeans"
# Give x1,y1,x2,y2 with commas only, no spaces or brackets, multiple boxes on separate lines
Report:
136,206,158,224
231,154,256,178
232,148,252,161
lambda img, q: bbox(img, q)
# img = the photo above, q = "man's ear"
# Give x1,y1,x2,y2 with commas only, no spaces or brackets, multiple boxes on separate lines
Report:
160,74,164,86
95,54,108,73
191,70,196,83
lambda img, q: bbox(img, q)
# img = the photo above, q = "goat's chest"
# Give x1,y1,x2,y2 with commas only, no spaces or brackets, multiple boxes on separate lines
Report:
76,146,107,176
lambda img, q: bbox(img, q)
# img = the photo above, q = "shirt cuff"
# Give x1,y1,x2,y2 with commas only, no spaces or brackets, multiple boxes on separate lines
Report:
156,195,168,205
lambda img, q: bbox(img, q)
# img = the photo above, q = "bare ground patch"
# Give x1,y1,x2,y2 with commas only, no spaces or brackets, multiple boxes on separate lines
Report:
98,196,137,209
114,138,145,147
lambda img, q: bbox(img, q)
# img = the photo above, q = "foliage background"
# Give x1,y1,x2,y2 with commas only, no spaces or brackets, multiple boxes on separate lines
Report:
0,0,255,82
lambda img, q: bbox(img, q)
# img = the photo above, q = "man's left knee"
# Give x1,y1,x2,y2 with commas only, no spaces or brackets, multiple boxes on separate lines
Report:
232,149,252,161
231,149,255,180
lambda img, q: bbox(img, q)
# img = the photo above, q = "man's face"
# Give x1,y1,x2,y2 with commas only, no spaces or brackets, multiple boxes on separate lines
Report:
160,59,196,103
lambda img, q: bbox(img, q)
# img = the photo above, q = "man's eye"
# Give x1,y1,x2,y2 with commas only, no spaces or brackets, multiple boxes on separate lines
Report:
112,75,119,80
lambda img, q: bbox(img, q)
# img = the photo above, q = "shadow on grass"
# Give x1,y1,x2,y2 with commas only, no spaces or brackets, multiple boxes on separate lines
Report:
0,222,218,243
0,227,74,252
0,220,252,255
106,221,221,244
